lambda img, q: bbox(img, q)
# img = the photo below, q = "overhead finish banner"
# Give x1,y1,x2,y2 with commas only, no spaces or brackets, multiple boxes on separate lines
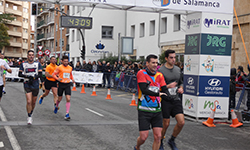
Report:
17,0,234,14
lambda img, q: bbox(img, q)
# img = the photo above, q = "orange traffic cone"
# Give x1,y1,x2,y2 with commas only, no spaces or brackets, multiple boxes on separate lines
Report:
91,86,97,96
72,83,77,91
105,89,112,100
202,110,216,127
230,109,243,128
80,84,86,94
129,94,137,106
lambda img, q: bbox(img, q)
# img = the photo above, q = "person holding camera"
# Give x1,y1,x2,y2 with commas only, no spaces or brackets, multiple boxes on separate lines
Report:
18,50,43,125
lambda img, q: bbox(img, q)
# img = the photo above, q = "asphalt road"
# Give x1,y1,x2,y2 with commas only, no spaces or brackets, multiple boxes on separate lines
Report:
0,82,250,150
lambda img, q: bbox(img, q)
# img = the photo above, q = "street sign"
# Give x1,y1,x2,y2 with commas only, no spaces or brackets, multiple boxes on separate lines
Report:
38,50,43,56
44,49,51,56
38,45,43,50
61,16,92,29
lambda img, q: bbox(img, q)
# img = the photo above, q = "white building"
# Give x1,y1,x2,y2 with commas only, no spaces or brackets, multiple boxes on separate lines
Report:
69,6,186,64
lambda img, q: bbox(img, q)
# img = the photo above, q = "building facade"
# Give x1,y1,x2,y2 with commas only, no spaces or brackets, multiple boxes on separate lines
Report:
36,3,69,59
232,0,250,71
0,0,31,58
68,6,186,65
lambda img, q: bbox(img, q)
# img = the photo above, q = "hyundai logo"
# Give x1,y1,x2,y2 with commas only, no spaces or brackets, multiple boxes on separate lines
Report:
187,77,194,85
208,78,221,86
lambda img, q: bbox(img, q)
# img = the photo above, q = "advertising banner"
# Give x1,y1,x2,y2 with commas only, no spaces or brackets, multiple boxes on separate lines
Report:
183,74,198,96
185,34,201,54
182,94,197,117
135,0,233,14
184,55,199,75
199,55,231,76
6,68,20,79
72,71,103,84
197,96,228,118
198,76,230,97
186,13,202,34
200,34,232,56
201,12,233,35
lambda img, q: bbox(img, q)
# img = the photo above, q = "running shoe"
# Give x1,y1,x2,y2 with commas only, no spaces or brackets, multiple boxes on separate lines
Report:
2,90,6,94
134,145,137,150
168,139,179,150
27,117,32,125
54,106,59,114
39,95,43,104
159,141,164,150
64,113,70,120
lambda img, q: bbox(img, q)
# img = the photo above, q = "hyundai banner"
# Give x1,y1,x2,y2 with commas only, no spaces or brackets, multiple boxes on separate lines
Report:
198,76,230,97
183,75,198,96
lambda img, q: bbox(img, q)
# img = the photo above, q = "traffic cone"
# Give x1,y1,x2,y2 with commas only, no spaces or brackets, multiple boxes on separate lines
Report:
80,84,86,94
129,94,137,106
202,110,216,127
91,86,97,96
105,89,112,100
230,109,243,128
72,83,77,91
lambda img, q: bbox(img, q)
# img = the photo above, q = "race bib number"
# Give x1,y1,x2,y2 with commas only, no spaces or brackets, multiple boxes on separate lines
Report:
148,86,159,93
168,87,178,95
42,71,45,75
63,73,70,79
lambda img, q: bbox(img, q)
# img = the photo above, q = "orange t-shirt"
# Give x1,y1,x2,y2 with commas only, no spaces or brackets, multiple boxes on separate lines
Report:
53,65,73,83
45,63,57,81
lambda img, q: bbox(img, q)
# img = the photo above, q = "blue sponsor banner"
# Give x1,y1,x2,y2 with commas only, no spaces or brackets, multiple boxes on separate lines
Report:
198,76,229,97
183,74,198,96
185,34,201,54
200,33,232,56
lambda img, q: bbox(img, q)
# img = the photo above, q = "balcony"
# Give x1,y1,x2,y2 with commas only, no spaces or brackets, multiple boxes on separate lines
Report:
30,39,34,43
23,22,29,29
37,20,47,28
6,20,22,26
6,0,22,5
5,7,22,16
7,30,22,37
47,17,55,25
66,44,69,51
9,41,22,47
5,51,21,58
22,33,28,39
22,43,28,49
37,34,44,40
47,32,54,40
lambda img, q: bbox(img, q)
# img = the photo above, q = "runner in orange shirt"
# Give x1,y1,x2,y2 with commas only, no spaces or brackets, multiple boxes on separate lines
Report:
39,56,58,106
52,55,75,120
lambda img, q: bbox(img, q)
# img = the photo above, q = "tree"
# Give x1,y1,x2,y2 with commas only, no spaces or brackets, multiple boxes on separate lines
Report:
0,13,14,49
159,52,166,65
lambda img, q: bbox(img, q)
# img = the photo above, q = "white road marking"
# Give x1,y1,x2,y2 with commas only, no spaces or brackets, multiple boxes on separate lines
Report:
85,108,104,117
0,142,4,147
0,107,21,150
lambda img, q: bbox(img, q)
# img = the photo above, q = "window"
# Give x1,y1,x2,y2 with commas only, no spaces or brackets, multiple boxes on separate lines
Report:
13,27,17,31
72,30,75,42
26,19,28,22
140,23,145,37
13,5,17,10
0,1,2,6
77,30,80,41
13,48,17,53
102,26,113,39
174,14,180,31
13,38,17,42
131,25,135,38
161,17,167,34
23,8,28,13
62,38,64,46
72,6,75,15
150,20,155,36
5,3,8,8
56,24,58,31
13,16,17,21
77,6,79,12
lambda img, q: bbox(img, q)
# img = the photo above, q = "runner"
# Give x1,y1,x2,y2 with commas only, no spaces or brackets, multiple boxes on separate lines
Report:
39,56,58,106
0,52,11,102
39,57,46,93
1,53,8,94
158,50,185,150
18,50,44,125
134,54,169,150
52,55,75,120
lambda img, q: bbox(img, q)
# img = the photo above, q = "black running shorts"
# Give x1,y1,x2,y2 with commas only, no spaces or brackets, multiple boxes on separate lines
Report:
58,82,71,96
45,79,57,90
0,85,3,98
138,110,163,131
24,88,39,97
161,100,183,119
